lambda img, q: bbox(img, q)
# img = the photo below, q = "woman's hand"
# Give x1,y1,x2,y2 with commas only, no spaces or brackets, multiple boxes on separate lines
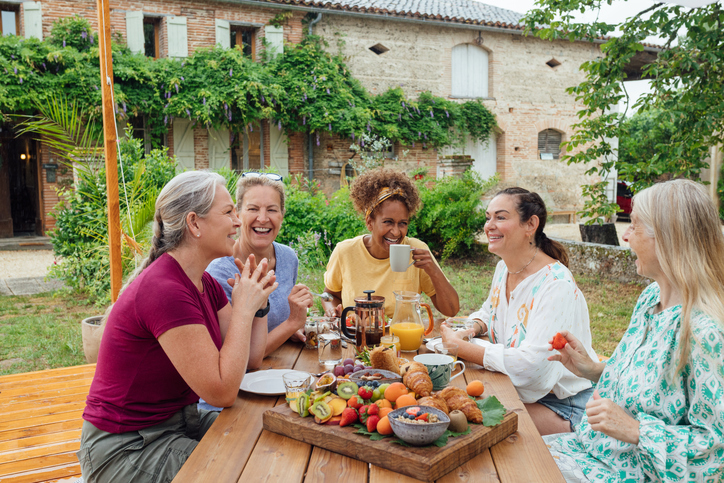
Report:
547,330,604,383
440,321,473,342
230,255,277,313
586,390,640,444
411,247,437,273
288,284,313,327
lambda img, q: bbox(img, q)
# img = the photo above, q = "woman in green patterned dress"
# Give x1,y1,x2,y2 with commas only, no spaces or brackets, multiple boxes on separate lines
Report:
544,179,724,482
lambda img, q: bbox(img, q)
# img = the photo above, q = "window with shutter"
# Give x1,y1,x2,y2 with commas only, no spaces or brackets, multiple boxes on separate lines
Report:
173,119,195,171
215,19,230,49
537,129,562,159
143,17,160,58
231,26,256,59
269,124,289,177
0,6,19,36
265,25,283,59
208,128,230,170
23,1,42,40
167,16,188,59
451,44,488,98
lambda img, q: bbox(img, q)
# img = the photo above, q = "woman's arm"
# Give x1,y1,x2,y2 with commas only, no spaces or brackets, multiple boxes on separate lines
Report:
322,287,343,317
159,257,277,408
412,247,459,316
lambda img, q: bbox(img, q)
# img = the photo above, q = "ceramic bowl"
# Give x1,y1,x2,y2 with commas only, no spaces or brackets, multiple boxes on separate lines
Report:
349,368,402,386
387,405,450,446
314,372,337,392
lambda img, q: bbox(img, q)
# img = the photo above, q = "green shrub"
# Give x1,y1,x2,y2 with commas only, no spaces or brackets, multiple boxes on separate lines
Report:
410,171,499,259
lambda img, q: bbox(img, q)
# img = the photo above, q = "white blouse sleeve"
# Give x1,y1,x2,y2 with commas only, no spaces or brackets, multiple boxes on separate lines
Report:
480,278,587,402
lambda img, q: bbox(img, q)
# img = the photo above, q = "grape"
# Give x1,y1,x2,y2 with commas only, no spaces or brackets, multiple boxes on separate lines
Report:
352,365,363,373
333,366,345,377
371,388,382,401
364,365,372,370
344,364,354,374
343,358,354,366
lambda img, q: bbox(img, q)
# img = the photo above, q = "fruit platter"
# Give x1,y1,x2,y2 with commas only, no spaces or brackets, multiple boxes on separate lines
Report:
263,346,519,482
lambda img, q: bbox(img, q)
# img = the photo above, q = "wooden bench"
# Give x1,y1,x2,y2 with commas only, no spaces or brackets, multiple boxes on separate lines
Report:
551,210,577,223
0,364,95,483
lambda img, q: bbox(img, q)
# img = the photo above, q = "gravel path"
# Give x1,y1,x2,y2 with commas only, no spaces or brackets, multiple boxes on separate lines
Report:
0,250,56,279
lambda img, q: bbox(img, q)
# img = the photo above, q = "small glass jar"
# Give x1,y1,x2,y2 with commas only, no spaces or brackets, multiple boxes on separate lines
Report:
304,319,318,349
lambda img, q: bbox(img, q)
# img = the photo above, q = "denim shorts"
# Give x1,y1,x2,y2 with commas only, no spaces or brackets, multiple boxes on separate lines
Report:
537,387,594,431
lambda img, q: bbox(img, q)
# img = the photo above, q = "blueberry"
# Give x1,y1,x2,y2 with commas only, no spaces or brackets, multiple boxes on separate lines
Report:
416,411,423,417
370,381,379,388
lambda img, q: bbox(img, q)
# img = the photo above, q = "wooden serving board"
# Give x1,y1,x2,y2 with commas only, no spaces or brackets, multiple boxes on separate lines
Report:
262,404,518,482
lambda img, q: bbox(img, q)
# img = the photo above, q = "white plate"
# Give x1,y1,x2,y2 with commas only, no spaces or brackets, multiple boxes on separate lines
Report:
425,337,487,352
240,369,290,396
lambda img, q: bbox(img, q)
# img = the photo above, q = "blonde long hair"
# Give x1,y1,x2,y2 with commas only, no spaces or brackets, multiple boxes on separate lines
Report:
633,179,724,372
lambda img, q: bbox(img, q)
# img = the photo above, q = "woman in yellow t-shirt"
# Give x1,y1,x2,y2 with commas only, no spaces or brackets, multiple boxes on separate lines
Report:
322,168,459,318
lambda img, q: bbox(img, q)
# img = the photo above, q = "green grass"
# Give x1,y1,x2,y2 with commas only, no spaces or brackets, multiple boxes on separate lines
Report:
0,291,99,375
0,256,643,376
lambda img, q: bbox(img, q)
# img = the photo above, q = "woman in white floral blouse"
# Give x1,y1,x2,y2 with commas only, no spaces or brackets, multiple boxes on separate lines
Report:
545,179,724,482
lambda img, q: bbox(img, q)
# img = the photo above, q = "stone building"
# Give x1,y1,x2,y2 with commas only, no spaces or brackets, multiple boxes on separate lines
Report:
0,0,654,238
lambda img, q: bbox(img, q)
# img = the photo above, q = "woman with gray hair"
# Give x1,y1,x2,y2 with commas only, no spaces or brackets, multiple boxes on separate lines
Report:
78,171,277,483
544,179,724,482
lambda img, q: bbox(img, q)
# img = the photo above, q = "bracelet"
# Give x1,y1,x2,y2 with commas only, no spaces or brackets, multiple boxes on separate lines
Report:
254,301,270,318
474,320,487,336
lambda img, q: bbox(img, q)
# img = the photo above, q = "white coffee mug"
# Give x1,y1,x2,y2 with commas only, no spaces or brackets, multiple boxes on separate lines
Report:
390,244,414,272
413,353,466,391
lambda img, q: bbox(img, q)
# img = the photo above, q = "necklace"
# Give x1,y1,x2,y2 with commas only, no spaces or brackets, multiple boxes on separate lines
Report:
508,247,539,275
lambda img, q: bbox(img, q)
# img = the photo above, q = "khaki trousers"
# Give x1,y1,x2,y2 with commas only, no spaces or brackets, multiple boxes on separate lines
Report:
77,404,218,483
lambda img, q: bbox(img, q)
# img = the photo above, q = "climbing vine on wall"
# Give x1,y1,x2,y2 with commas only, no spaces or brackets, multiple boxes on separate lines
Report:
0,16,496,149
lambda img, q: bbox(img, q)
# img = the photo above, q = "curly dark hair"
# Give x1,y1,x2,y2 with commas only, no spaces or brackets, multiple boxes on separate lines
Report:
350,168,421,219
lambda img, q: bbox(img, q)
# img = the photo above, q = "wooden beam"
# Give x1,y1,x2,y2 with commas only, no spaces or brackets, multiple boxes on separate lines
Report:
96,0,123,302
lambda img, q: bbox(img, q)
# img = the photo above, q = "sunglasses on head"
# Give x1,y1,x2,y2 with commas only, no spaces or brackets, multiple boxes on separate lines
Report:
241,171,283,181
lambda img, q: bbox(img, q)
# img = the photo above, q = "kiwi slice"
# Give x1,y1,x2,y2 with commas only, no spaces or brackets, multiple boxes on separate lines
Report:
311,400,332,420
298,394,310,417
336,381,359,400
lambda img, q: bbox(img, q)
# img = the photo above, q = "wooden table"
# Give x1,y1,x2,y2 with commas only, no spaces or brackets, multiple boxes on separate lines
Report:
174,342,564,483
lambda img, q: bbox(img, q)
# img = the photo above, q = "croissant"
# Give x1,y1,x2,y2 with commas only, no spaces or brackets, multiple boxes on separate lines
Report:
417,394,449,415
439,386,483,423
402,362,432,397
370,346,400,374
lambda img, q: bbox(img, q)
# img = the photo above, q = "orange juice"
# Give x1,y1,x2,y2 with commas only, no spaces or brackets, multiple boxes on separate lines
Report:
390,322,425,351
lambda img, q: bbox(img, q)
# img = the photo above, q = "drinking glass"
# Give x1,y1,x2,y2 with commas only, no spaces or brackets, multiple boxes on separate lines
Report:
316,316,343,366
434,342,459,361
445,317,475,342
380,334,401,358
304,318,318,350
282,371,313,399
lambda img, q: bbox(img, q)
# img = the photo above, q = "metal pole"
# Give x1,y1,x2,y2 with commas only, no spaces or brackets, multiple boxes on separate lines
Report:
96,0,122,302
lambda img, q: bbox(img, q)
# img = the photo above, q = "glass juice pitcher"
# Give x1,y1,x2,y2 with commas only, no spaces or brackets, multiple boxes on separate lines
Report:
389,291,434,352
341,290,386,352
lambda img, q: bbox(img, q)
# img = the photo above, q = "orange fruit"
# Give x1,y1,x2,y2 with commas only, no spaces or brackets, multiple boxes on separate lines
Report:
378,407,393,418
375,399,392,410
377,416,393,435
383,382,408,402
466,380,485,397
394,394,417,409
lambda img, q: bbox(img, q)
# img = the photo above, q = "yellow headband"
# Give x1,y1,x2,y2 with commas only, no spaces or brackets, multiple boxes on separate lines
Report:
365,187,405,218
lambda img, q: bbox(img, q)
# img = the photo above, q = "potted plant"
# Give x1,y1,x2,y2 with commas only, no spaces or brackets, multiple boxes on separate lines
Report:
81,315,104,363
410,166,429,180
577,180,620,246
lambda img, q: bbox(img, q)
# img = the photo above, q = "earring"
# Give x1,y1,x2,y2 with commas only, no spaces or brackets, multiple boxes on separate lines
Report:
197,234,200,237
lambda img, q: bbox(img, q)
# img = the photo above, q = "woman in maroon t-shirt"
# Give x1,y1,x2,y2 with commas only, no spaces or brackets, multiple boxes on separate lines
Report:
78,171,277,483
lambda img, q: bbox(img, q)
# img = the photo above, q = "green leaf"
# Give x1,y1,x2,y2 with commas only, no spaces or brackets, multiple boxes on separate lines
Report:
477,395,507,427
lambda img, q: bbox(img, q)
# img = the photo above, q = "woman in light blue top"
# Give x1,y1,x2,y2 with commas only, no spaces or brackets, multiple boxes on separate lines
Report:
201,173,313,412
544,179,724,482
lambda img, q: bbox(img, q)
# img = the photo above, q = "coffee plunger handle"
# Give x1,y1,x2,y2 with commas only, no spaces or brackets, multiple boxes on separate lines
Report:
420,303,435,336
340,306,355,340
363,290,375,300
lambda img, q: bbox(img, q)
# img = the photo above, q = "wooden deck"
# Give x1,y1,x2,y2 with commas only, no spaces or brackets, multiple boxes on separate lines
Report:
0,364,95,483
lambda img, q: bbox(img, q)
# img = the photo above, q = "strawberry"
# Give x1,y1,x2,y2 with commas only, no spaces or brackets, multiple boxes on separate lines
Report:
405,406,421,416
552,332,567,350
415,412,429,422
367,403,379,416
347,395,363,410
358,386,373,400
339,408,358,427
359,405,370,424
366,415,380,432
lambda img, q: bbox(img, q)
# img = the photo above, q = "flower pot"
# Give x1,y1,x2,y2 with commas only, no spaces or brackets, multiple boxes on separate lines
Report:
579,223,619,246
81,315,104,363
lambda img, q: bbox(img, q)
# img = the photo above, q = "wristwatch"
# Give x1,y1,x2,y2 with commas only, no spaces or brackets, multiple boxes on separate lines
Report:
255,301,271,318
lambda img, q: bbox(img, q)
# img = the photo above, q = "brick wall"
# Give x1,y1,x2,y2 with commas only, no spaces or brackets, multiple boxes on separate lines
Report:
316,15,601,211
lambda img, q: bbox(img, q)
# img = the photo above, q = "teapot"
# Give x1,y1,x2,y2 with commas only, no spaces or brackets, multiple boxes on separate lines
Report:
340,290,385,352
389,291,434,352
